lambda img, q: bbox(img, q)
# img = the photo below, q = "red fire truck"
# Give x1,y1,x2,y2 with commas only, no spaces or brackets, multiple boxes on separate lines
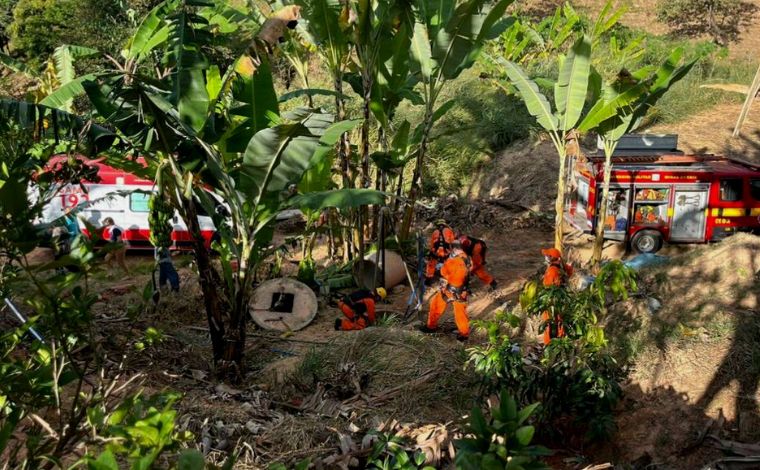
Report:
566,135,760,253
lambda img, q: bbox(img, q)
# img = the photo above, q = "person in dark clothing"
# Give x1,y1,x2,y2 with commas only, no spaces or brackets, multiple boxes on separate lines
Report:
155,247,180,292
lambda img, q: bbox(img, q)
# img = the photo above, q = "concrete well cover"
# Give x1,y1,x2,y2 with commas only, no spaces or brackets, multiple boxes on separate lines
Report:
250,278,318,331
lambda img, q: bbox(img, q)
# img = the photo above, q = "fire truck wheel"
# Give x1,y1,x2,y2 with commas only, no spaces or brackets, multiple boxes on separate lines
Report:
631,230,662,254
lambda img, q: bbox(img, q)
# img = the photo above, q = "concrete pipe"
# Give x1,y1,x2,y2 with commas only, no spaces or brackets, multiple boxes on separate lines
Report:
250,278,318,332
352,250,407,290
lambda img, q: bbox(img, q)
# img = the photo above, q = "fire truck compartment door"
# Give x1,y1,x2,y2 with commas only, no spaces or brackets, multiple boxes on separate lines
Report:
670,188,708,241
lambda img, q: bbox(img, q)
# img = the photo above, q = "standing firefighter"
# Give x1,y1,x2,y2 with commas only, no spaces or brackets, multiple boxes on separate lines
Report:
334,288,387,331
540,248,573,345
425,219,456,283
459,235,497,290
422,241,472,341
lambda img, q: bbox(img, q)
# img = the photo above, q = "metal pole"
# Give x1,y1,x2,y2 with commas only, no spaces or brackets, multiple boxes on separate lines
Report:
4,298,45,343
733,63,760,137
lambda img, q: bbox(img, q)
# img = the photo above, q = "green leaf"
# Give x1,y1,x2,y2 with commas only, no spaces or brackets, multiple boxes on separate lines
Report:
289,189,386,211
124,1,172,61
391,120,411,154
515,425,535,446
206,65,222,101
240,112,333,203
516,402,539,425
226,55,280,152
0,99,116,153
497,57,558,132
319,119,363,145
39,74,96,110
0,53,36,77
169,9,210,132
411,21,434,80
296,0,347,71
555,35,591,131
178,449,205,470
89,450,119,470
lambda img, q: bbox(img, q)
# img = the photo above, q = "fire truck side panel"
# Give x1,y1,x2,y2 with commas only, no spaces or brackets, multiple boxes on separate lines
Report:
568,158,760,246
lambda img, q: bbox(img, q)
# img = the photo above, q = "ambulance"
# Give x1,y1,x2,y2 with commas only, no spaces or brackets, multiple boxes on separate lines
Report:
40,155,217,250
566,134,760,253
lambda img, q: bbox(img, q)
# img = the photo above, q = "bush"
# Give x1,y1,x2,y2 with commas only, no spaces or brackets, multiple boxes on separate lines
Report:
656,0,759,45
0,125,202,468
455,390,550,469
467,262,638,441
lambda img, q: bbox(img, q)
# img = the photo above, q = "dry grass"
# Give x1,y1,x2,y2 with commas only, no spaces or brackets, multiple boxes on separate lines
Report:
280,328,477,423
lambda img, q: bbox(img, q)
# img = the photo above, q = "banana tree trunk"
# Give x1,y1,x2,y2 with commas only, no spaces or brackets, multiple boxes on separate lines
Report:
183,196,230,367
333,77,354,260
592,150,614,266
400,104,434,240
358,70,372,259
554,150,568,252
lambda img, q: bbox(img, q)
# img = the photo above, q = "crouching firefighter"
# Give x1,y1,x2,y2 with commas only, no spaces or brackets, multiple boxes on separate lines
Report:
422,241,472,341
334,288,387,331
459,235,497,290
540,248,573,345
425,219,457,283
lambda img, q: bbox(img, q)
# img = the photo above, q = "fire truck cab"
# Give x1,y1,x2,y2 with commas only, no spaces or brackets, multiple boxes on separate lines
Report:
566,134,760,253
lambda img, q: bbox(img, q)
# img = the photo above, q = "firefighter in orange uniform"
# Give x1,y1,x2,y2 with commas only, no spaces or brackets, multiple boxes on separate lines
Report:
421,242,472,341
459,235,497,290
540,248,573,345
425,219,457,283
334,288,387,331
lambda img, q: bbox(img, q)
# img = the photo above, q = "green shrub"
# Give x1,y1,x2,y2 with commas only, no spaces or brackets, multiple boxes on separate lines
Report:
455,390,551,469
468,262,638,441
366,432,435,470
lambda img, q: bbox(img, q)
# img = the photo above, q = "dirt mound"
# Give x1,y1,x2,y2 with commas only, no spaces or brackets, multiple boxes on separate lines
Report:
466,138,559,212
650,102,760,163
643,232,760,318
601,233,760,468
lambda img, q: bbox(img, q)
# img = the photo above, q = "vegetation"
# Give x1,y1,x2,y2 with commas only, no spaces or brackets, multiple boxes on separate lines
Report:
0,123,204,468
468,262,638,440
656,0,758,45
455,390,550,469
0,0,757,467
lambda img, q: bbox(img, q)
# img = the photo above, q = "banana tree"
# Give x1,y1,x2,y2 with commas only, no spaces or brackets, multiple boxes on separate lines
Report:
81,0,378,378
0,44,98,111
579,48,697,265
498,35,592,251
399,0,514,239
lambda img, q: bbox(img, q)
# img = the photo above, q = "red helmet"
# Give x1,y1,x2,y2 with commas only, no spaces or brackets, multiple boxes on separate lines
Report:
541,248,561,260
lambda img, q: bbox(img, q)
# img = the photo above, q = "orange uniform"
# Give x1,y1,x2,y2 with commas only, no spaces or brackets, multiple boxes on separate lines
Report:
427,251,471,338
541,248,573,345
336,290,376,331
425,225,457,280
460,236,495,286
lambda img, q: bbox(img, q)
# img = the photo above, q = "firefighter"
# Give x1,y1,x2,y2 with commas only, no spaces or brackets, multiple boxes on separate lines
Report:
425,219,457,283
459,235,497,290
334,287,387,331
540,248,573,345
421,241,471,341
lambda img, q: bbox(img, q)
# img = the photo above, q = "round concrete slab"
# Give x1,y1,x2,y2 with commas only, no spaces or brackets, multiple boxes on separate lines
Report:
250,278,318,332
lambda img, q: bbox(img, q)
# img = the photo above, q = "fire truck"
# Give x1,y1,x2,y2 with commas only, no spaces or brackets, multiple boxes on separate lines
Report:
566,134,760,253
40,155,217,250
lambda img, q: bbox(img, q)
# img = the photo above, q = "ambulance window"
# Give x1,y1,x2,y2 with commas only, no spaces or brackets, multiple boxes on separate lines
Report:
129,192,151,212
719,179,742,201
751,179,760,200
